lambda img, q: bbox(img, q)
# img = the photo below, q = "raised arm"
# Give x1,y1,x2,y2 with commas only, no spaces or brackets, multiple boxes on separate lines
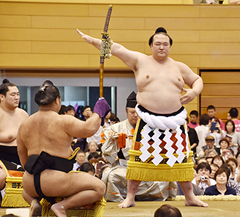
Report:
77,29,140,72
64,98,111,138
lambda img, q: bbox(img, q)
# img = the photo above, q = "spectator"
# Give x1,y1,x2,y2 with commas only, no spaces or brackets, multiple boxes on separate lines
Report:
103,111,111,128
154,204,182,217
206,149,218,158
86,141,101,159
64,105,75,116
82,106,103,148
211,155,225,168
192,162,216,191
58,105,67,115
226,158,238,181
198,136,219,158
73,151,86,170
207,105,225,130
197,157,207,165
186,118,199,158
204,167,236,195
218,138,233,161
81,106,93,121
188,110,200,129
209,163,219,179
208,117,225,148
206,157,213,165
228,108,240,132
79,162,95,176
224,119,240,155
195,114,210,156
109,113,120,126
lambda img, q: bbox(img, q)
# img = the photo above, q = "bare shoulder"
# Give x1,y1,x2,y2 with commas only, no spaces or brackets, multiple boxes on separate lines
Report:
175,60,191,72
16,108,29,117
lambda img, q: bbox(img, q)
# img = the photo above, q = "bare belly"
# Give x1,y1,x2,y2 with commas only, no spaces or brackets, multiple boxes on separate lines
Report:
0,140,17,147
137,92,182,114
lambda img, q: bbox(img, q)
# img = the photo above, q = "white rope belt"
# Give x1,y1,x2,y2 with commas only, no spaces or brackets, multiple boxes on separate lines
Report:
135,104,189,167
135,104,187,130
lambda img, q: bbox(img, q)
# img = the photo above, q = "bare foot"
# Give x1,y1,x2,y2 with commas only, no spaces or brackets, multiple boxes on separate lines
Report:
118,198,136,208
51,203,67,217
29,199,42,217
185,196,208,207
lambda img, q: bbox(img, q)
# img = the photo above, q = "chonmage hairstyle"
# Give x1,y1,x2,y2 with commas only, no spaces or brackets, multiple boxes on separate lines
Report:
34,80,60,106
0,79,17,97
148,27,173,47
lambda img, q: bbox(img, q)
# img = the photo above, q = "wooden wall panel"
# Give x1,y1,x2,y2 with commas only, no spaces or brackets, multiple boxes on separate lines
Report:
1,2,240,115
200,69,240,123
0,15,31,27
201,72,240,83
202,84,240,96
201,96,240,108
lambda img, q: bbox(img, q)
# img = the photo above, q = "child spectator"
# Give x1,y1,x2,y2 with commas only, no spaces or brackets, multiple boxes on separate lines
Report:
188,110,200,129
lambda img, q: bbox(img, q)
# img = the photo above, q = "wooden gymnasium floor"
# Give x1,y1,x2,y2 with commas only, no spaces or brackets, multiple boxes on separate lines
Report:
0,200,240,217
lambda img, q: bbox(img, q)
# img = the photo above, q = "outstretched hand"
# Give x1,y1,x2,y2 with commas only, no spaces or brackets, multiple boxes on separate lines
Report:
180,88,196,105
76,29,93,44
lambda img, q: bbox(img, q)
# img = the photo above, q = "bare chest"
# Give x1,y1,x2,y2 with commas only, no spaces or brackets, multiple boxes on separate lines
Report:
135,61,184,91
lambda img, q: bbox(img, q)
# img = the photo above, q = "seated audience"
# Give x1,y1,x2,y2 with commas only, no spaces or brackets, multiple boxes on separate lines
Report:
207,117,225,148
192,162,216,191
79,162,95,176
86,141,101,160
206,157,213,165
212,155,225,168
224,119,240,155
198,136,219,158
222,164,240,195
209,164,219,179
73,151,86,170
58,105,67,115
186,118,199,158
195,114,210,156
206,149,218,158
197,157,207,165
226,158,238,181
204,167,236,196
109,113,120,126
64,105,75,116
154,204,182,217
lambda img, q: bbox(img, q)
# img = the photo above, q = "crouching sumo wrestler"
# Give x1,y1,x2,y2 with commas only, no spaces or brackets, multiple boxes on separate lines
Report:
17,80,111,217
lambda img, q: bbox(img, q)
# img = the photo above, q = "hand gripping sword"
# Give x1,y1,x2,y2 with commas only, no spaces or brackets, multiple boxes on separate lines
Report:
99,5,113,97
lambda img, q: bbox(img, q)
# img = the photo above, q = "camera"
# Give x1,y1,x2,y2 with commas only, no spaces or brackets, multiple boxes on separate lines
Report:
201,176,206,181
210,122,218,131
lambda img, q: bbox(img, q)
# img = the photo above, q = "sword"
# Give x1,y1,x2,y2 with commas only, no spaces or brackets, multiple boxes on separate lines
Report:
99,5,113,97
